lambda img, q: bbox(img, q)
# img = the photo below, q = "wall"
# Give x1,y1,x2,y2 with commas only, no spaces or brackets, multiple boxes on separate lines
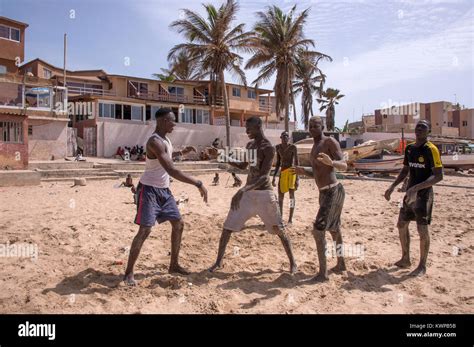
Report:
0,113,28,169
28,119,68,160
0,18,26,64
97,119,289,157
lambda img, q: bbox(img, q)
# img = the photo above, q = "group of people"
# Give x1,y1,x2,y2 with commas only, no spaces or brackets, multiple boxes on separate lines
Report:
123,107,443,286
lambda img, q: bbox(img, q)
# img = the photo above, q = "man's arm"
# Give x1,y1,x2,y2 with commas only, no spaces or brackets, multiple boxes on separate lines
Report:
324,137,347,171
148,139,207,202
410,168,443,192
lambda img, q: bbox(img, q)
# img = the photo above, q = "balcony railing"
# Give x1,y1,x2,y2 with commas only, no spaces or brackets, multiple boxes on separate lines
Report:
0,81,68,115
129,90,224,106
67,86,115,96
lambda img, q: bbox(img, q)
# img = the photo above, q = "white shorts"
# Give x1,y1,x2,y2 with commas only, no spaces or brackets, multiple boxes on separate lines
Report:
223,190,283,234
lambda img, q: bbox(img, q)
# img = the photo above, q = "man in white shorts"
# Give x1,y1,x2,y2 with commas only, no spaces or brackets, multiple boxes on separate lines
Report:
209,116,297,274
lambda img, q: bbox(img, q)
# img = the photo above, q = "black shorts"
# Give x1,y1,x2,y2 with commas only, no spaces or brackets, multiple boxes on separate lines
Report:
399,187,434,225
134,183,181,227
314,183,345,231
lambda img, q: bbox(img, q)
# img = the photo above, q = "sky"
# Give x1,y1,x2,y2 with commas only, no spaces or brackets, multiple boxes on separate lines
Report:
1,0,473,129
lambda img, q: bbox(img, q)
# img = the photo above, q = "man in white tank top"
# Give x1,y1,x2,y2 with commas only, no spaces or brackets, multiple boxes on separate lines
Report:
124,108,208,286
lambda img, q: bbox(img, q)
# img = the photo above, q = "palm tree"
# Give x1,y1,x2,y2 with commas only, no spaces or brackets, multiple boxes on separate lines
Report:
292,51,331,130
169,0,252,147
318,88,345,131
152,68,176,82
246,5,329,132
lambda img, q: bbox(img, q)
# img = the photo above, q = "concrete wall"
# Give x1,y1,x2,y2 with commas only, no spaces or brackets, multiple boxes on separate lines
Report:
0,113,28,169
0,170,41,186
0,18,26,67
97,119,289,157
28,119,68,160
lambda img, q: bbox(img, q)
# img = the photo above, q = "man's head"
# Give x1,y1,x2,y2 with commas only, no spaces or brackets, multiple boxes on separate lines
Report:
245,116,263,139
309,116,324,138
280,131,289,144
415,120,430,141
155,108,176,134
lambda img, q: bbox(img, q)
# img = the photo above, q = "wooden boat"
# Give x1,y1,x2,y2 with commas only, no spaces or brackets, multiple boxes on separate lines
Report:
352,156,404,173
441,154,474,170
295,138,380,166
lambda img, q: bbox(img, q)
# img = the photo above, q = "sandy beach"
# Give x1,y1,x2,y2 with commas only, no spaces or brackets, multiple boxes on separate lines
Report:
0,173,472,314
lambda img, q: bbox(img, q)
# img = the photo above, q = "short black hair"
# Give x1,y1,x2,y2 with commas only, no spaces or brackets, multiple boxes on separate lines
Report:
281,131,289,137
417,120,431,131
155,108,173,119
246,116,262,126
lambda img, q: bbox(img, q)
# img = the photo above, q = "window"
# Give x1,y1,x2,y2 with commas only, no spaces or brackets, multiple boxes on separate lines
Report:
43,68,52,79
247,89,256,99
0,25,20,42
0,121,23,143
0,65,6,74
196,109,210,124
128,81,148,97
232,87,241,97
115,104,123,119
383,114,388,119
99,103,115,118
28,125,33,135
168,86,185,101
123,105,132,120
131,106,143,121
462,121,468,126
448,122,453,127
180,108,193,123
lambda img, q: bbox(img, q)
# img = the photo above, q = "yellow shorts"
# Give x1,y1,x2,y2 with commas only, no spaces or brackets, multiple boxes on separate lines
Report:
279,168,296,194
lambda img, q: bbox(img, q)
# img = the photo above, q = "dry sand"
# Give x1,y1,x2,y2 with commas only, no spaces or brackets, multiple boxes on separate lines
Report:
0,173,472,313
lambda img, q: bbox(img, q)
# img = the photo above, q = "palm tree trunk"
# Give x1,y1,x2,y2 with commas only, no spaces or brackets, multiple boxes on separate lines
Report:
219,70,231,147
290,89,297,123
284,66,290,132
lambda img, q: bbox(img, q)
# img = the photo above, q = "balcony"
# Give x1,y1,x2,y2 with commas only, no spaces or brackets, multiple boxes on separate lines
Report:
129,90,224,106
0,80,68,116
67,86,115,97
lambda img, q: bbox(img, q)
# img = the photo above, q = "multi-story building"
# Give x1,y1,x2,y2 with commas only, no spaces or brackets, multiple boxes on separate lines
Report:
0,17,68,169
373,101,473,138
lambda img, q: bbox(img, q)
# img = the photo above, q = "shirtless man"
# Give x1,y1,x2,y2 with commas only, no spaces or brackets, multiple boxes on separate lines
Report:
124,108,207,286
384,120,443,276
209,116,297,274
295,116,347,282
272,131,299,224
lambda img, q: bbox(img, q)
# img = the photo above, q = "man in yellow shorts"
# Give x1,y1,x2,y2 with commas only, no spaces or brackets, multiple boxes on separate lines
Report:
272,131,299,224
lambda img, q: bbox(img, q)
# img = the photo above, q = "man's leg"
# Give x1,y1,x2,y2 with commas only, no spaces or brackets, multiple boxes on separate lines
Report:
411,224,429,276
311,227,329,281
395,220,411,268
208,229,233,272
329,228,346,272
124,226,152,286
169,219,190,275
275,227,297,274
288,189,295,224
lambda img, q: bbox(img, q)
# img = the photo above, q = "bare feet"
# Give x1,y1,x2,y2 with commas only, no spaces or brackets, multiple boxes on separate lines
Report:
310,272,329,282
208,263,223,273
409,265,426,277
331,261,346,273
168,264,190,275
394,258,411,268
123,273,137,286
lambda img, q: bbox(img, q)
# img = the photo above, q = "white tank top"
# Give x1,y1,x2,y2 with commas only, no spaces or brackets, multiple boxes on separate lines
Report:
139,133,172,188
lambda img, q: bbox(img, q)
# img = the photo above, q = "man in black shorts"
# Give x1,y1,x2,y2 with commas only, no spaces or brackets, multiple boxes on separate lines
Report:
295,116,347,282
384,120,443,276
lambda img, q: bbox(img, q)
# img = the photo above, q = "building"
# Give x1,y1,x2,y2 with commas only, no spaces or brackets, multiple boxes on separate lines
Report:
1,15,288,166
373,101,473,138
348,114,375,134
0,17,68,169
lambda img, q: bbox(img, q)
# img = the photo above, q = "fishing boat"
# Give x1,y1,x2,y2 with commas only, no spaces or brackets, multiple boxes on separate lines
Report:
352,156,404,173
